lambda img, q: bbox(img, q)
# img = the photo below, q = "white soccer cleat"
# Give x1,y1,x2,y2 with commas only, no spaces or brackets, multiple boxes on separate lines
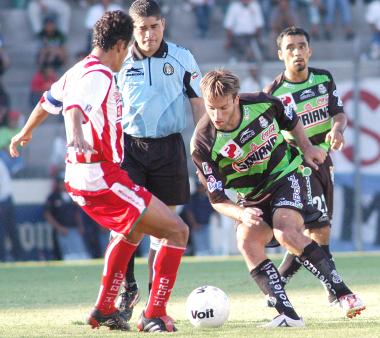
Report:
259,314,305,328
339,293,366,318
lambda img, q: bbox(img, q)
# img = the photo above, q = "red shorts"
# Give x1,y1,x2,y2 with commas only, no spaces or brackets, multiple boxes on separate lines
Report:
65,162,152,235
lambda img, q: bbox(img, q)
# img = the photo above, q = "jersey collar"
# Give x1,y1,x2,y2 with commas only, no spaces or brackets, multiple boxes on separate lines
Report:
131,40,168,60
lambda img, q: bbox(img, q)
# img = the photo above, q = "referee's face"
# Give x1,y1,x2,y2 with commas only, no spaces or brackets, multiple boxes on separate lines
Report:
133,16,165,57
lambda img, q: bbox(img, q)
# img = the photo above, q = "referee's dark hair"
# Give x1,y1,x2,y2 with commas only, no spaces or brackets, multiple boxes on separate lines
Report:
276,26,310,50
92,10,134,51
129,0,162,19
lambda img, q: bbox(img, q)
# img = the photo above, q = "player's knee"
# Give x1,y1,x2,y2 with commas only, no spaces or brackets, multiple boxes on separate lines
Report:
169,217,189,247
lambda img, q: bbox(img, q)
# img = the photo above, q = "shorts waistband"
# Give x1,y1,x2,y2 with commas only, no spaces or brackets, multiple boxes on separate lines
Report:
124,133,181,142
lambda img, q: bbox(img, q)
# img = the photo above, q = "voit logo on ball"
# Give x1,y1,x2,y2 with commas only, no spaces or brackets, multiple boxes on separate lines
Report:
186,285,230,328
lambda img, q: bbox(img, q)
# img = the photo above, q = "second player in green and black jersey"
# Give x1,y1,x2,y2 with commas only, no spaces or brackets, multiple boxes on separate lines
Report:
265,67,344,152
191,92,303,204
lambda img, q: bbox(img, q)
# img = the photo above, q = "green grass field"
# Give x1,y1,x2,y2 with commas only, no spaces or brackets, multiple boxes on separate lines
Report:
0,252,379,337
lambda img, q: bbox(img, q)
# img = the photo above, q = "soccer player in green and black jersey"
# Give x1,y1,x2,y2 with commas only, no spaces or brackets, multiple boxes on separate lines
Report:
191,69,363,327
264,26,365,317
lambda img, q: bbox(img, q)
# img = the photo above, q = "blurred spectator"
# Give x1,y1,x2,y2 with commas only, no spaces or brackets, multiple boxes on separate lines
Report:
36,15,67,69
323,0,354,40
300,0,324,40
0,110,24,175
188,0,214,38
270,0,297,37
30,63,58,108
224,0,265,62
49,127,66,177
27,0,71,37
182,182,215,256
0,34,11,127
44,173,90,260
0,158,24,262
366,0,380,59
240,64,270,93
85,0,123,52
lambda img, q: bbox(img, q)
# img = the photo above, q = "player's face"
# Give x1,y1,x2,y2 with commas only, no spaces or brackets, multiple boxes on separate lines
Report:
278,34,312,73
133,16,165,56
205,94,240,131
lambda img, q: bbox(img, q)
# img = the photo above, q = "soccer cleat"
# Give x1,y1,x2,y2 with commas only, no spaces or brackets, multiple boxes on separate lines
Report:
116,284,141,322
86,308,130,331
338,293,366,318
137,311,177,332
259,314,305,328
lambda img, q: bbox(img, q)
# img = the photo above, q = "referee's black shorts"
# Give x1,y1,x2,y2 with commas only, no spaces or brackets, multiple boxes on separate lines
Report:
121,133,190,206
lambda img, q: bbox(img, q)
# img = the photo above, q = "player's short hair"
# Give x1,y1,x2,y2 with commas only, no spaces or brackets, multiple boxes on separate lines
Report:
92,10,133,51
129,0,162,19
276,26,310,50
200,69,240,101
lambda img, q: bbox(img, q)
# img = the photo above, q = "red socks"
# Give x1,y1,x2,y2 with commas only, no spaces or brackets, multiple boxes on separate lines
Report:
95,236,138,314
144,244,185,318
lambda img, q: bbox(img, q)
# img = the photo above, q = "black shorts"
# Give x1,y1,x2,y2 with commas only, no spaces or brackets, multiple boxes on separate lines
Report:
238,171,321,247
303,155,334,229
121,133,190,205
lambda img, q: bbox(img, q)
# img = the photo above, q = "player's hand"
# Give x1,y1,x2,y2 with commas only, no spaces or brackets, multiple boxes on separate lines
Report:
67,136,97,154
9,132,32,157
325,128,344,151
303,145,326,170
238,207,263,227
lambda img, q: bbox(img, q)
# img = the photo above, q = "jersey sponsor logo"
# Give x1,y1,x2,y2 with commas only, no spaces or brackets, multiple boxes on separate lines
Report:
300,106,329,128
232,135,277,172
111,182,146,213
278,93,297,110
206,175,223,193
243,106,250,120
333,90,343,107
261,123,276,141
202,162,213,175
125,66,144,76
274,199,303,209
259,116,269,128
287,174,303,207
318,84,327,94
284,105,295,120
163,62,174,75
300,89,316,100
84,104,92,113
239,128,255,144
220,140,243,159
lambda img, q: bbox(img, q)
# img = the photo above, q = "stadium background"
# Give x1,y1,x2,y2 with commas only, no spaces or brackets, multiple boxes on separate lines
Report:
1,0,379,260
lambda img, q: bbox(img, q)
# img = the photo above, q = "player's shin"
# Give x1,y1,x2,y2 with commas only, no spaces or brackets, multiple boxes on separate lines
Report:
144,244,185,318
298,240,352,299
95,236,138,315
250,259,300,320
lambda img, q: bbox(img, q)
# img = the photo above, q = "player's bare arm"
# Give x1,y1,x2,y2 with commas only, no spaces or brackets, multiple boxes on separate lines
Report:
65,107,97,154
289,120,327,170
189,97,206,125
326,112,347,151
212,200,263,228
9,102,49,157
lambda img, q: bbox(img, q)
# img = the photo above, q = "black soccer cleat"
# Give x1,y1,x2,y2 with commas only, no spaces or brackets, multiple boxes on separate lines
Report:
116,284,141,322
137,311,177,332
86,308,130,331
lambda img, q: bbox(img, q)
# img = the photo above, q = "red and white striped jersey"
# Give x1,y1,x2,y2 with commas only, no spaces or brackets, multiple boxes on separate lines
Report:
41,55,124,165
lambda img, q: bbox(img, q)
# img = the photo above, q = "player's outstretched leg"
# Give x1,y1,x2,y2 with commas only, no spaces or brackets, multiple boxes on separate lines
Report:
87,236,138,330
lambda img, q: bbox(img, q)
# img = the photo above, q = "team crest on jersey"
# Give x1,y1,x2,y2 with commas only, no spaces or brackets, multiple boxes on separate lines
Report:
202,162,213,175
259,116,269,129
318,84,327,94
220,140,243,159
333,90,343,107
278,93,297,110
163,62,174,75
206,175,223,193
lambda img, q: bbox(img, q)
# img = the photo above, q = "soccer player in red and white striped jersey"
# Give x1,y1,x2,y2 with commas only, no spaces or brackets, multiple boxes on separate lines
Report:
9,10,188,333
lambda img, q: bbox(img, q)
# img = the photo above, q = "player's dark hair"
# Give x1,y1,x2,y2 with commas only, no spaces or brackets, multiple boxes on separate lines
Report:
276,26,310,50
200,69,240,101
129,0,162,19
92,10,134,51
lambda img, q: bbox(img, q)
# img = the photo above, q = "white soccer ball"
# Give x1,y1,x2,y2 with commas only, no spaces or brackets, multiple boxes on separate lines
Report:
186,285,230,328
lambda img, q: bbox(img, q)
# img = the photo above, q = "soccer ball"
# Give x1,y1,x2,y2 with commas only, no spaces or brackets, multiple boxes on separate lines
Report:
186,285,230,328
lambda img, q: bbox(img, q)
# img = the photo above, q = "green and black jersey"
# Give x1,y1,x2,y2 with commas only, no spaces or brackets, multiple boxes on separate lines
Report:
264,67,344,151
190,92,303,204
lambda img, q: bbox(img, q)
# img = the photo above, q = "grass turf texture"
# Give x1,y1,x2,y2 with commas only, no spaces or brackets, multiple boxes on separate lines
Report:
0,252,379,337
